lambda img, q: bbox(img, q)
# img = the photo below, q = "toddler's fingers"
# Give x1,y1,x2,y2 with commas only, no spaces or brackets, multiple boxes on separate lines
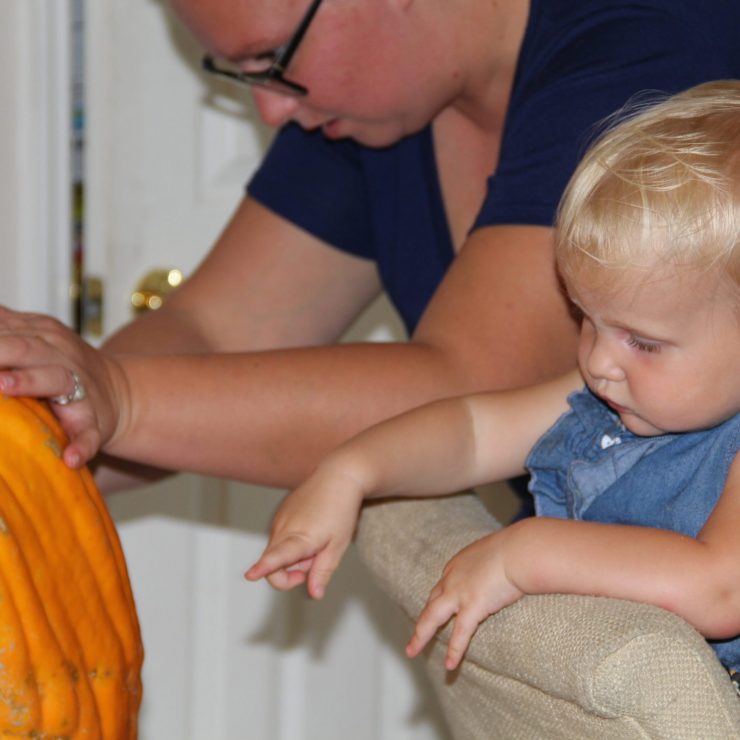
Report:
444,610,479,670
305,543,348,600
265,568,308,591
406,595,457,658
245,535,318,581
285,557,313,574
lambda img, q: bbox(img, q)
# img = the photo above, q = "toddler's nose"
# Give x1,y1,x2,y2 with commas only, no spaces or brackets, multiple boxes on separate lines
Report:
584,335,626,384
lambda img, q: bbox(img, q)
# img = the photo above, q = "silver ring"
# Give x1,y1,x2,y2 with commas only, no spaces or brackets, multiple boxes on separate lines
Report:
50,371,87,405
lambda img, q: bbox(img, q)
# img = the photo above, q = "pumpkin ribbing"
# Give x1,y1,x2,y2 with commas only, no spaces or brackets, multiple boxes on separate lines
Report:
0,396,143,738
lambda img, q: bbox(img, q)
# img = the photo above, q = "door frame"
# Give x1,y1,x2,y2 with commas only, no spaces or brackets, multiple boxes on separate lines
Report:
0,0,72,320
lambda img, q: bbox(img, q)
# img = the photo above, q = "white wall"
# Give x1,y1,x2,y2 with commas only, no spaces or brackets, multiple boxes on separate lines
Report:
0,3,25,308
0,0,72,319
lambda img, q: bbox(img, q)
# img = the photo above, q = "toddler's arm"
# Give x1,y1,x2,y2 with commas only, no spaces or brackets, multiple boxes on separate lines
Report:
408,451,740,670
246,370,582,598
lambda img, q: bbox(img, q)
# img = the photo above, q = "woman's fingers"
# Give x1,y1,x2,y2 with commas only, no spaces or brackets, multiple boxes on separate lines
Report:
0,364,79,400
60,411,103,468
0,309,121,465
0,363,100,465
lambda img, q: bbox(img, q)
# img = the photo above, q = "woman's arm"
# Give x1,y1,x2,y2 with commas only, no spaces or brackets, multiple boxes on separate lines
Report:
0,205,579,485
105,223,579,484
102,198,383,356
95,196,383,489
409,451,740,669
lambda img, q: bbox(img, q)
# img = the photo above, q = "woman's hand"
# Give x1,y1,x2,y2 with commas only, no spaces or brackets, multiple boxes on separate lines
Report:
245,461,366,599
0,306,127,468
406,528,524,670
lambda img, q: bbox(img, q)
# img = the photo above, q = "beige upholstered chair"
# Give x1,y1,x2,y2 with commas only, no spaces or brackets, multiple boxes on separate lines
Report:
356,492,740,739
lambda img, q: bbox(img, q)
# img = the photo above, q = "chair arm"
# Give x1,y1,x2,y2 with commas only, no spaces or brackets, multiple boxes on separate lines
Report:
356,493,740,739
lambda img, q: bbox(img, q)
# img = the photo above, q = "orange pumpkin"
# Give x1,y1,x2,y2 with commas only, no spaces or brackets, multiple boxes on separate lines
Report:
0,396,143,738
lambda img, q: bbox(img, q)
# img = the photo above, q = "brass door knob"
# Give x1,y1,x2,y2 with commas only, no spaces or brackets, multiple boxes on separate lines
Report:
131,268,184,314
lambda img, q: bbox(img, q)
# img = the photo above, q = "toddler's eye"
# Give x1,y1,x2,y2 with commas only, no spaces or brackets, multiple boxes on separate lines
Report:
626,335,661,353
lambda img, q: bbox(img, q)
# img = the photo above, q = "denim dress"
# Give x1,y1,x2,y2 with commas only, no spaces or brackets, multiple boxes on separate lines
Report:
526,388,740,670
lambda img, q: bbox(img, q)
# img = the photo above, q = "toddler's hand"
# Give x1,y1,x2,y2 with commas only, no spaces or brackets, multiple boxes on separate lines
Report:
406,529,524,670
245,463,365,599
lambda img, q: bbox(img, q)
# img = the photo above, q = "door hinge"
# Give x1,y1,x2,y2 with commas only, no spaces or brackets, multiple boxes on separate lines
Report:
79,275,104,338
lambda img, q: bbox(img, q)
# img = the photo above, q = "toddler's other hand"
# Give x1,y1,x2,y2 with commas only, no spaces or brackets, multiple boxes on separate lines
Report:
406,529,524,670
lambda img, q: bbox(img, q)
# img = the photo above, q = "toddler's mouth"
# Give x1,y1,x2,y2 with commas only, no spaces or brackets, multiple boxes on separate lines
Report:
605,398,630,415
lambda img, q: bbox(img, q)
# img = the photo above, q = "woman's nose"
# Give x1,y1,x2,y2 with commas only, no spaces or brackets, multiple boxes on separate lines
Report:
252,88,301,128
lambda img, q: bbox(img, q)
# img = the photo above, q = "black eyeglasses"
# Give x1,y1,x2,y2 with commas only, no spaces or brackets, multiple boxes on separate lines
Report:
202,0,324,98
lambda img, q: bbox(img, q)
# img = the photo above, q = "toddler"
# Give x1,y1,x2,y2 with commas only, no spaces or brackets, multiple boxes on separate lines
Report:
247,80,740,673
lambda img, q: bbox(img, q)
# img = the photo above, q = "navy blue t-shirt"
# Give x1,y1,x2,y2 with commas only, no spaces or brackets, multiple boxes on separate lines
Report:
249,0,740,335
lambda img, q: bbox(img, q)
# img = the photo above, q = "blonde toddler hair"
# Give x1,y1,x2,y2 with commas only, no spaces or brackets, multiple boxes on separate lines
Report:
555,80,740,300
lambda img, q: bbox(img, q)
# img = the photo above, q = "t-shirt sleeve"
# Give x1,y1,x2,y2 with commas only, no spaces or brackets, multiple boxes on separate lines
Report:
475,3,740,230
247,123,375,259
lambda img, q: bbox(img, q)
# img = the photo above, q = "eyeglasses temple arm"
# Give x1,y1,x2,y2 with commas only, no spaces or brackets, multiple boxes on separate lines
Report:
276,0,324,70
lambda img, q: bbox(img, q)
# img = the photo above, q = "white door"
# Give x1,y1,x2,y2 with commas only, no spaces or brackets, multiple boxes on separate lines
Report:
0,0,74,317
83,1,450,738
